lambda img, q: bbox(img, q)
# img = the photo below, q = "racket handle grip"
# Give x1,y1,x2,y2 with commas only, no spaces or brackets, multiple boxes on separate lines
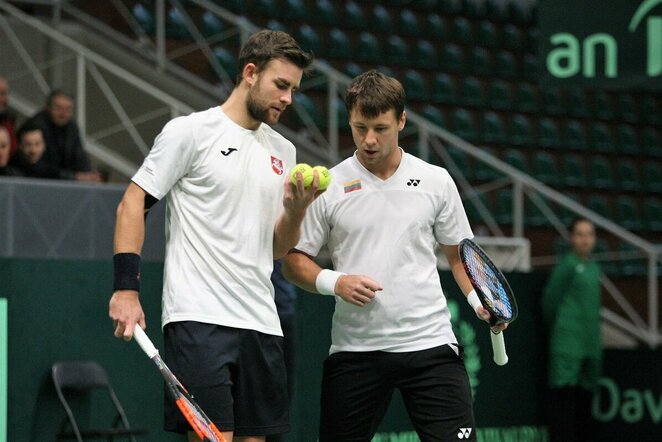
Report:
490,330,509,366
133,324,159,359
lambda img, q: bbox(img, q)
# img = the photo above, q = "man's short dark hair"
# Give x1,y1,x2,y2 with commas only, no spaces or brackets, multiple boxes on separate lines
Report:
235,30,314,84
46,90,74,107
17,122,43,144
345,70,406,120
569,217,594,234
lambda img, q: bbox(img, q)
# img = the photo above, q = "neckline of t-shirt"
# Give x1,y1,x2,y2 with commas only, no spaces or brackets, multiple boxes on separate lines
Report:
351,148,407,185
217,106,264,135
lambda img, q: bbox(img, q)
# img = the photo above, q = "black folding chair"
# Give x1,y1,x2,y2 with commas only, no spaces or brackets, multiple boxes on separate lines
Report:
52,360,147,441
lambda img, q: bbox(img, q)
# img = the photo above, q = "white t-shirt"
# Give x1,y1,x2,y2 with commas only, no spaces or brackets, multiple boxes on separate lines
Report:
133,107,295,336
295,150,473,353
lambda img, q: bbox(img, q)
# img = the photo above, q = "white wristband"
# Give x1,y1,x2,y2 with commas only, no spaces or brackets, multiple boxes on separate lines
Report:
315,269,345,296
467,289,482,313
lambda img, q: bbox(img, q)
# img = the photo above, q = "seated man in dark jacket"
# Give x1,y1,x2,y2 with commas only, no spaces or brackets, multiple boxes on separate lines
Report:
23,90,102,182
10,123,60,179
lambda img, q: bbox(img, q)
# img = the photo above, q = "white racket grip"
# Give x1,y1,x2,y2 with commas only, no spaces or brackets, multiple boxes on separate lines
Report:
133,324,159,359
490,330,509,366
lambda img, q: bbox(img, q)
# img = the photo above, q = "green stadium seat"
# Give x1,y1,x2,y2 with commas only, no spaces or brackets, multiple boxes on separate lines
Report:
476,21,499,48
508,1,534,25
386,35,409,65
356,32,381,63
641,96,661,125
592,92,615,120
473,147,500,181
617,94,639,123
616,124,640,155
487,79,512,110
254,0,278,17
522,54,539,81
543,87,564,115
312,0,337,25
485,0,509,22
328,29,352,59
133,2,154,34
440,0,463,15
459,76,484,107
481,111,506,143
563,120,587,150
376,65,395,78
166,7,191,40
504,148,529,172
495,189,514,224
588,155,614,190
533,151,559,186
441,44,466,73
514,83,539,113
370,5,393,32
642,161,662,193
446,148,472,179
452,108,478,141
211,0,244,14
567,88,590,118
509,114,534,146
344,1,365,29
464,192,490,222
283,0,306,20
425,13,448,41
333,96,350,130
266,20,288,33
537,117,560,149
526,28,541,53
421,104,448,128
201,12,225,39
415,40,438,70
643,198,662,232
463,0,486,19
399,9,421,37
471,48,493,76
212,46,237,80
296,25,322,55
403,70,428,101
432,73,457,104
451,17,474,44
615,196,643,231
526,199,548,226
561,154,586,187
589,122,616,153
594,240,618,275
587,194,612,219
616,241,646,276
495,50,517,79
502,24,524,51
292,92,324,128
344,62,363,79
642,127,661,158
615,159,640,192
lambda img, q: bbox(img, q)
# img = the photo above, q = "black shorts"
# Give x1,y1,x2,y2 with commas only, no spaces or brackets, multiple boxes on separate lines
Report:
163,321,289,436
319,344,476,442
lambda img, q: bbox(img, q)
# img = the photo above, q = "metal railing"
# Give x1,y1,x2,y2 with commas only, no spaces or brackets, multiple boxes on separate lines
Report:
1,0,659,347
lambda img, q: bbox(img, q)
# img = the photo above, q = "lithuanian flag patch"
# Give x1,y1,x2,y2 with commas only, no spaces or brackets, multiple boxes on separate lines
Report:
344,179,362,193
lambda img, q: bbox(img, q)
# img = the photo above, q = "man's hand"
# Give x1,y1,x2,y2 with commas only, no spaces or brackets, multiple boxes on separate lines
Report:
334,274,383,307
109,290,145,340
475,306,508,332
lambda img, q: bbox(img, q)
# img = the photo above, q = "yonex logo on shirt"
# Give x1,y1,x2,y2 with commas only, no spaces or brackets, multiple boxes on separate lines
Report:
220,147,238,156
457,428,473,439
407,179,421,186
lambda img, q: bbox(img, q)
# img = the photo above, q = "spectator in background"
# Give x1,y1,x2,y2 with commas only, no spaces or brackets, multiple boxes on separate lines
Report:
0,126,21,176
542,217,602,442
10,123,60,179
23,90,102,182
267,259,298,442
0,77,18,158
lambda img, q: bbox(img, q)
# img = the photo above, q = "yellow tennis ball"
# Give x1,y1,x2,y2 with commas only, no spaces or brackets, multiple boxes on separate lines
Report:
290,163,314,188
313,165,332,190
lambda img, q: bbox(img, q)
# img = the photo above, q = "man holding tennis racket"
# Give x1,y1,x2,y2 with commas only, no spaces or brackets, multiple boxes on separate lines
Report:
283,70,504,441
109,30,315,441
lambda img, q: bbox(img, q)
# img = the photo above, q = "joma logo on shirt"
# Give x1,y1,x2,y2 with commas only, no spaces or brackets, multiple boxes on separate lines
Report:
221,148,238,156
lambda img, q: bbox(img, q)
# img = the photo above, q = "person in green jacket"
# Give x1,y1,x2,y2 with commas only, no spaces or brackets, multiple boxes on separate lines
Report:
542,217,602,442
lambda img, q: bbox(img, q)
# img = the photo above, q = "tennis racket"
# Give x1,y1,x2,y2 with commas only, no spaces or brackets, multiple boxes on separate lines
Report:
133,325,226,442
458,238,518,366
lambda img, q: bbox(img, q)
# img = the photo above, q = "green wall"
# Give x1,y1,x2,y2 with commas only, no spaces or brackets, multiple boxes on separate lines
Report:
3,258,659,441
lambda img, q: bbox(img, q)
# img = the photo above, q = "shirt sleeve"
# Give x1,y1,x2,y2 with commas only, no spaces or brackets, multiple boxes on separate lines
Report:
293,194,329,257
541,256,572,324
131,116,196,199
433,170,473,245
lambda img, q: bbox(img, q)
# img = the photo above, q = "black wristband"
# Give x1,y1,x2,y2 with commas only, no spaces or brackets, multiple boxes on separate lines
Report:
113,253,141,292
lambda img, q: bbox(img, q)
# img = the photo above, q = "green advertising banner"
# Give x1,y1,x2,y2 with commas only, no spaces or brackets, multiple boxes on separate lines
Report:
539,0,662,90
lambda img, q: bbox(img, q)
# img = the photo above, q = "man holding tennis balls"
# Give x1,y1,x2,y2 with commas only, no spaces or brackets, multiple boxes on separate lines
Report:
109,30,320,442
283,70,504,441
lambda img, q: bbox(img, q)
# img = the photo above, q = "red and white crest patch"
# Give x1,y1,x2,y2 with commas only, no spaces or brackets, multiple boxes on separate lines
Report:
271,156,284,175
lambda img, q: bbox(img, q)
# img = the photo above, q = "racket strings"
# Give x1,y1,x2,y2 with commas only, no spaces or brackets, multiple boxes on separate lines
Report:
465,248,514,320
